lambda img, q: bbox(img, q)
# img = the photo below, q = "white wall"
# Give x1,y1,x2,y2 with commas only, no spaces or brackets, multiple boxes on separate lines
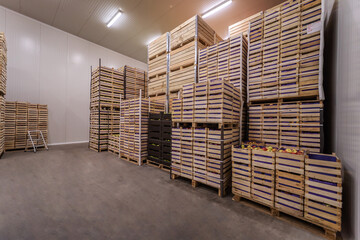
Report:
0,6,147,145
324,0,360,239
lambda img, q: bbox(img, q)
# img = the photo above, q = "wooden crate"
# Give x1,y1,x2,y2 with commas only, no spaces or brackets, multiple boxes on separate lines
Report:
232,146,252,198
299,100,323,152
280,102,300,148
304,152,342,232
108,134,119,154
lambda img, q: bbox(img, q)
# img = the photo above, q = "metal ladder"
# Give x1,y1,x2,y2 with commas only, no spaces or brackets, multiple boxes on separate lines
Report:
26,130,48,153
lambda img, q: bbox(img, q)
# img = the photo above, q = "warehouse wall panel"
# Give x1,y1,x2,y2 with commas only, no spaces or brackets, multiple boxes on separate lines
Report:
6,10,41,103
66,35,91,143
0,6,147,144
39,25,68,144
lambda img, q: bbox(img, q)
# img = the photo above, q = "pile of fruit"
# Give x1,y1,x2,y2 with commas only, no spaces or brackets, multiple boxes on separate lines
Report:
240,142,303,155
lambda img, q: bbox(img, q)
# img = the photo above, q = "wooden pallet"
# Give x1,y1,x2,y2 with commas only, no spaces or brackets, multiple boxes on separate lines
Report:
233,194,339,240
146,159,171,172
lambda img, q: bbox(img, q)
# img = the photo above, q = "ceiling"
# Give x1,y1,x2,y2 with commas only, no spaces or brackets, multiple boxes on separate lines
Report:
0,0,284,63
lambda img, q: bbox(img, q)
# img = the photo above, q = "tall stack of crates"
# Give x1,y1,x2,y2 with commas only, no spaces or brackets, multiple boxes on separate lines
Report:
119,98,164,165
0,33,6,156
148,33,169,106
171,80,241,197
119,65,147,99
147,112,172,170
246,0,325,152
89,65,123,152
169,15,222,108
198,34,248,141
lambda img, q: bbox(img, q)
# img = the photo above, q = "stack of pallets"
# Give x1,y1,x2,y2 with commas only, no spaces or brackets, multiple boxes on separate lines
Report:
119,66,147,99
4,102,48,150
232,146,342,237
148,33,169,104
119,98,164,165
248,100,322,152
169,15,222,103
0,33,6,156
171,80,241,197
147,112,172,170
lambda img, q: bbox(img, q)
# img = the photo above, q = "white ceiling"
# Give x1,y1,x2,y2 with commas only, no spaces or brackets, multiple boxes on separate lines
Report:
0,0,284,63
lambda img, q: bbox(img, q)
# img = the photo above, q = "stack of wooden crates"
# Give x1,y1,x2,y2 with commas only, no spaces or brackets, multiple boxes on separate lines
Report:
247,0,324,152
198,34,248,141
171,80,241,196
118,97,164,165
147,15,222,113
4,102,48,150
0,33,6,156
89,66,123,152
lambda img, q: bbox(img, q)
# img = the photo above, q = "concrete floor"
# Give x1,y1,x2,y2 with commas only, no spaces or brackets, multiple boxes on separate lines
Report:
0,143,324,240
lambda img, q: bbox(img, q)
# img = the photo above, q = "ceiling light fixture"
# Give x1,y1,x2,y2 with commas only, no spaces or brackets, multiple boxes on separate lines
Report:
202,0,232,19
107,10,122,28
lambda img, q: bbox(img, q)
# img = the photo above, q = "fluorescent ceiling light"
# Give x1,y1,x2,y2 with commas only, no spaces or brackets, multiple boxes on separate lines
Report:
202,0,232,19
107,10,122,28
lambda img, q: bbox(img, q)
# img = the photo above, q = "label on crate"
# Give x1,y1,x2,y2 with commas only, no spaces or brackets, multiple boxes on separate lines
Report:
307,21,322,34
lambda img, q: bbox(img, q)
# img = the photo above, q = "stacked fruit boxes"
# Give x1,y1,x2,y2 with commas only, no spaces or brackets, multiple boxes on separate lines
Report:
147,112,172,168
108,134,119,155
89,66,123,152
0,33,6,156
228,12,263,38
169,15,222,99
248,100,322,152
251,148,276,207
119,98,164,165
232,146,342,235
248,0,324,102
232,145,252,198
279,102,300,149
4,102,48,150
275,151,305,216
119,65,147,99
171,80,240,196
4,101,15,149
304,153,342,232
148,33,168,100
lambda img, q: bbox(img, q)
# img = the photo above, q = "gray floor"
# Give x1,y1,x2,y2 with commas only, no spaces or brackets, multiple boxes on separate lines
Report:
0,143,324,240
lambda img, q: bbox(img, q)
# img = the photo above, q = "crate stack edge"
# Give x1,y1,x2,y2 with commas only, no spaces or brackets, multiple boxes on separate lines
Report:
0,33,6,156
